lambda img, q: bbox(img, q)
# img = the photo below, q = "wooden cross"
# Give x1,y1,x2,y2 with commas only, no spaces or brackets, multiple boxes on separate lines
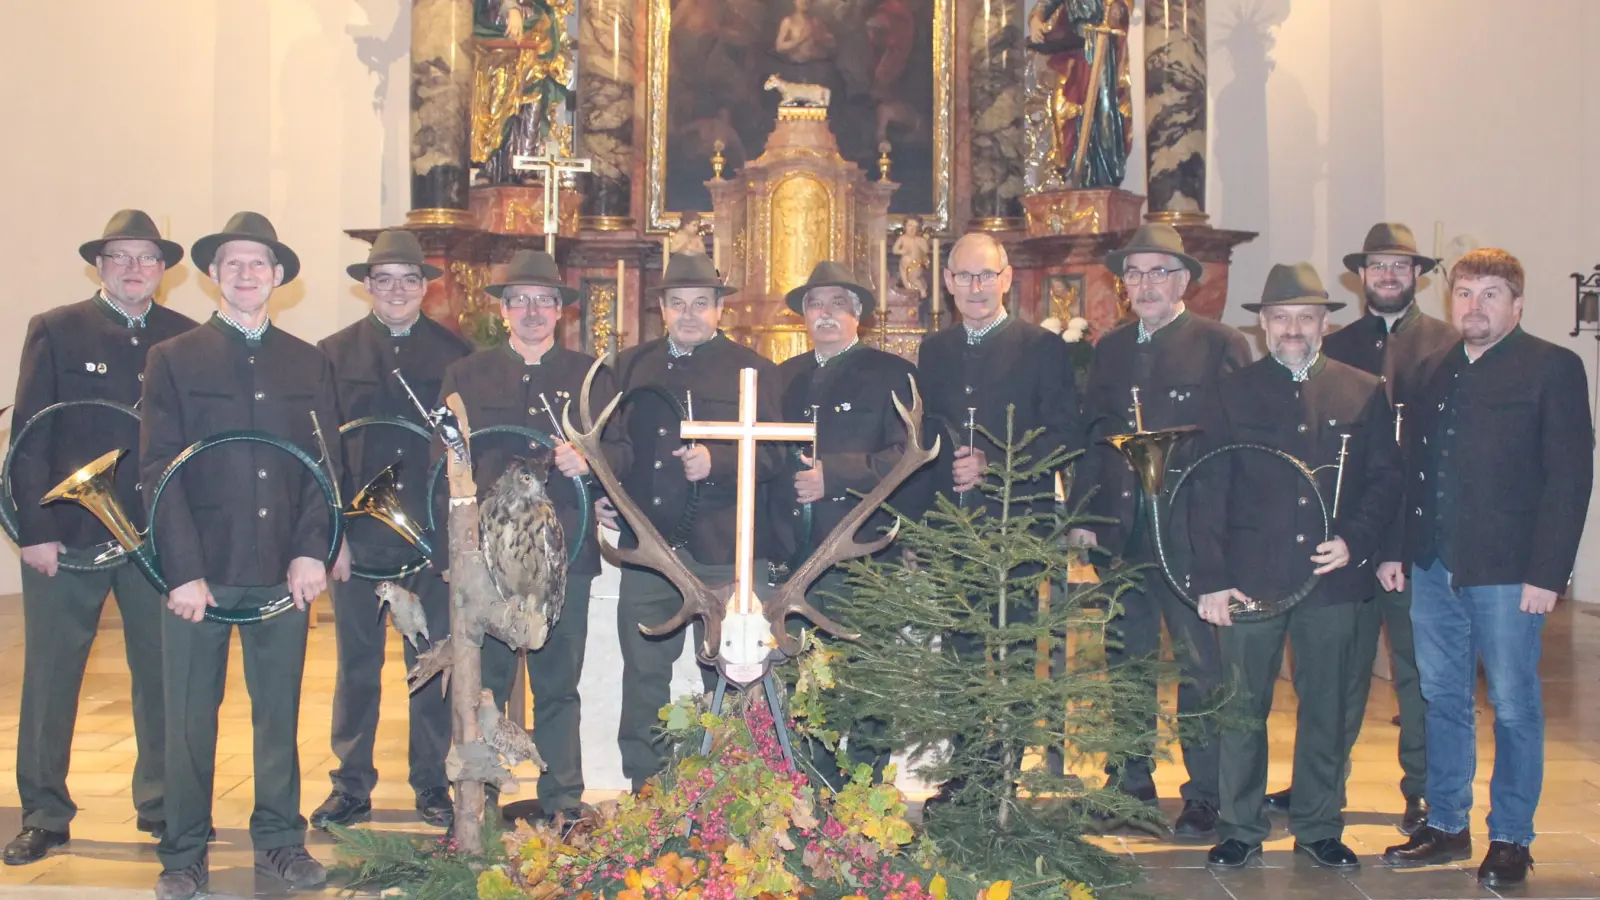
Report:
510,145,593,252
680,367,813,620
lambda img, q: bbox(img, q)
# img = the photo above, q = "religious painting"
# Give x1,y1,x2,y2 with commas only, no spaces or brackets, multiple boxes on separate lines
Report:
1044,272,1085,321
646,0,952,232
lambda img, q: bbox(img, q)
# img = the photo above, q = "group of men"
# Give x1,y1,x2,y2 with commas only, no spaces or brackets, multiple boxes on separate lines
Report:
4,208,1590,898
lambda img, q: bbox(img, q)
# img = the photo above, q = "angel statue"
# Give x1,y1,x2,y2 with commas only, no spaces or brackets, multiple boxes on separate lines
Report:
893,216,930,303
667,212,710,257
1026,0,1134,189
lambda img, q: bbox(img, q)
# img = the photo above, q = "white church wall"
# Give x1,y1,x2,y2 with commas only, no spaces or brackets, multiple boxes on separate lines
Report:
0,0,413,595
1204,0,1600,601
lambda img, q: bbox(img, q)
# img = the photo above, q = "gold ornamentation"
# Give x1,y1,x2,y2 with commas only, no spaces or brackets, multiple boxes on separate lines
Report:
878,141,892,181
587,282,616,356
472,45,556,165
1146,209,1210,226
732,230,749,264
775,106,828,121
504,195,543,233
580,215,634,231
767,173,832,298
452,260,507,347
646,0,952,233
711,140,726,179
406,207,474,227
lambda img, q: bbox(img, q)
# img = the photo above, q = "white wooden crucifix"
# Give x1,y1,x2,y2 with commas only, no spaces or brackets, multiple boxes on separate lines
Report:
680,367,814,683
510,143,593,252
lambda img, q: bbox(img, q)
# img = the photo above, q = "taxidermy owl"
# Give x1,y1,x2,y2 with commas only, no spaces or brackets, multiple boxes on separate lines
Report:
375,581,429,649
478,455,567,652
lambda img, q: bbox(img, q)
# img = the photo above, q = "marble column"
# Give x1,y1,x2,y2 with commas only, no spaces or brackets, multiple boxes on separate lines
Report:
578,0,636,229
1144,0,1208,224
408,0,475,226
968,0,1026,230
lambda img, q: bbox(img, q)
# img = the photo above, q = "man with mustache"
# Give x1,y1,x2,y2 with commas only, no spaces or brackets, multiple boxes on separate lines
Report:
598,252,782,791
772,261,919,786
140,212,343,899
433,249,610,821
1382,250,1593,888
310,231,470,832
1190,263,1401,871
1264,224,1457,834
1074,224,1252,840
5,210,196,865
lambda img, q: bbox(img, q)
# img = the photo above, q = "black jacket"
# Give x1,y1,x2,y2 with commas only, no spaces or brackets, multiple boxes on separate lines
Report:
915,315,1084,521
320,314,471,555
602,333,782,566
1403,329,1594,592
1190,355,1402,607
1075,311,1252,551
9,296,197,547
140,317,343,589
435,342,613,576
772,343,922,564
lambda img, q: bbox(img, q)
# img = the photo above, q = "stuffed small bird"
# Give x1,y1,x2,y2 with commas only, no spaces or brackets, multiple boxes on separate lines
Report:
478,689,546,770
478,456,567,652
376,581,430,649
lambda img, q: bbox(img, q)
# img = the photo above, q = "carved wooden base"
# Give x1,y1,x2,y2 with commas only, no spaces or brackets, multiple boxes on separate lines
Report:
1021,188,1146,238
469,184,585,237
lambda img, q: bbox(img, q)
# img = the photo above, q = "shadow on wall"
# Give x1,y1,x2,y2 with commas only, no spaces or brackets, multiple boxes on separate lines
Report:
349,0,412,212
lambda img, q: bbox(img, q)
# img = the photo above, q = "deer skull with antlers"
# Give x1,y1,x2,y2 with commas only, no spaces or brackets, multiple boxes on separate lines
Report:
564,359,938,684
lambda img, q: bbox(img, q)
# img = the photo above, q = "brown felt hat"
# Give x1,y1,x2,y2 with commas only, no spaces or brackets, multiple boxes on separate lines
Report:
191,211,301,284
1105,223,1202,282
1342,222,1439,274
648,253,736,299
348,230,443,281
783,260,876,317
79,209,184,268
1243,262,1346,313
485,250,579,306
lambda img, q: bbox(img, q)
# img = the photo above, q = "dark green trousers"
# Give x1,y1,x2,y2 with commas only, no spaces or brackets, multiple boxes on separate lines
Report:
1217,601,1358,845
17,563,165,831
327,548,452,800
1343,581,1427,799
791,569,889,790
483,575,595,813
159,584,309,869
617,555,769,789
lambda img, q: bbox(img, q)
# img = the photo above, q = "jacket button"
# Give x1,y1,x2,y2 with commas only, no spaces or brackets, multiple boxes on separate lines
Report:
651,497,662,506
1419,472,1425,481
792,509,800,517
654,460,663,469
528,407,538,416
258,508,268,518
1298,497,1308,506
135,482,142,492
255,391,265,400
964,386,973,394
529,441,539,450
1295,534,1305,543
248,356,256,364
658,427,668,437
131,336,140,346
1374,339,1383,348
1297,423,1307,433
138,373,145,382
1415,507,1423,516
396,447,405,456
522,374,530,383
397,482,405,491
1120,490,1131,499
257,469,268,479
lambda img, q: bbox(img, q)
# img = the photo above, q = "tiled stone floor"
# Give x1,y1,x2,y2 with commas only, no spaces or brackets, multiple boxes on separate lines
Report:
0,596,1598,898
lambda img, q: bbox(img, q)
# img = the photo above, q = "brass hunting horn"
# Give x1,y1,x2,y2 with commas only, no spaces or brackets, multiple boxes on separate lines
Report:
1103,386,1336,622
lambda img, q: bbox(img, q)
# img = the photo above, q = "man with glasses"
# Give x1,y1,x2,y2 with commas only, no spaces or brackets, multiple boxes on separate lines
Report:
434,249,610,821
310,231,470,831
1264,223,1457,834
1074,224,1251,840
597,252,782,792
914,232,1083,810
5,210,196,865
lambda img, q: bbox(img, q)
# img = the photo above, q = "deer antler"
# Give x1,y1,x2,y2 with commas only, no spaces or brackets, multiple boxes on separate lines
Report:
563,357,733,663
764,374,940,656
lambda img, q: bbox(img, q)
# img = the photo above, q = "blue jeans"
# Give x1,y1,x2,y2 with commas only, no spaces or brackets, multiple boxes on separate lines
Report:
1410,561,1546,846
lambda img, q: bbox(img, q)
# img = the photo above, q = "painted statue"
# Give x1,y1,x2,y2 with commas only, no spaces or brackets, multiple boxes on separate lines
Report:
1026,0,1133,189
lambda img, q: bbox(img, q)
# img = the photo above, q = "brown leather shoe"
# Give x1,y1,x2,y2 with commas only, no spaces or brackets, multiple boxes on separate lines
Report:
1383,824,1472,867
1477,840,1533,887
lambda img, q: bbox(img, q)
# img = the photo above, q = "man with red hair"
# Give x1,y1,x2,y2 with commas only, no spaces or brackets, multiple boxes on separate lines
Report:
1383,249,1593,888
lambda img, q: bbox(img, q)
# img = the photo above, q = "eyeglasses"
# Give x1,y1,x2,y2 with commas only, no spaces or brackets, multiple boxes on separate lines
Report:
102,252,163,268
504,294,562,309
949,270,1003,288
1122,267,1174,285
1364,261,1416,276
371,273,426,291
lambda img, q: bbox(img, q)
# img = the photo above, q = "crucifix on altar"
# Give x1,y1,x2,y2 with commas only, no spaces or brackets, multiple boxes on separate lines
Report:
510,144,594,252
680,367,814,686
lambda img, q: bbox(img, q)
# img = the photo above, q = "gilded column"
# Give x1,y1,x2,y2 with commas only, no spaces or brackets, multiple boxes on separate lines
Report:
1144,0,1207,224
578,0,636,229
969,0,1026,230
408,0,475,226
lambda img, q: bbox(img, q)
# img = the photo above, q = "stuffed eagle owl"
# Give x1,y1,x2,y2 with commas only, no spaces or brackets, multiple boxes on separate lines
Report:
478,454,567,651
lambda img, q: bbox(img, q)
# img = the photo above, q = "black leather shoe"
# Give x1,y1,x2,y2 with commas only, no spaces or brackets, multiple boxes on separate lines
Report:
1399,795,1429,835
1207,838,1262,869
3,827,68,865
310,790,371,829
417,787,453,828
1382,824,1472,867
1477,840,1533,888
1296,837,1360,869
1262,787,1291,814
1172,800,1219,842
